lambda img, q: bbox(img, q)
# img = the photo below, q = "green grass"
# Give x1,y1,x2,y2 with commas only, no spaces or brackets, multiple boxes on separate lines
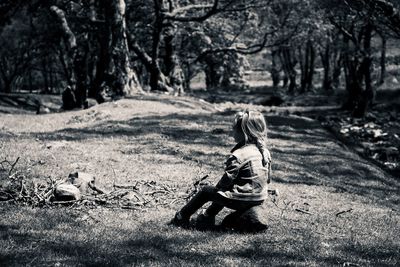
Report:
0,94,399,266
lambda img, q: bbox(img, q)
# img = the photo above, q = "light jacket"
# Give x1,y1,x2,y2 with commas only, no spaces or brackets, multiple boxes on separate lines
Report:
216,142,271,201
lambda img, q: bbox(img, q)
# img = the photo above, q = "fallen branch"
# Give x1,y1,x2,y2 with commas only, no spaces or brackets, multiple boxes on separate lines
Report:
52,200,81,205
144,190,170,196
120,205,140,210
295,208,313,215
88,181,107,194
9,157,20,176
335,208,353,217
104,190,129,199
113,182,139,189
0,157,20,176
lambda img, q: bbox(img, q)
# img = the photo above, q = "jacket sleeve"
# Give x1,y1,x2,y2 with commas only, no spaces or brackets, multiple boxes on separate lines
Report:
216,155,241,190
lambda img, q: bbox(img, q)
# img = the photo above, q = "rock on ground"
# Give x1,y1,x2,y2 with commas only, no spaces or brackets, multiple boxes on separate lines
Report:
220,204,268,232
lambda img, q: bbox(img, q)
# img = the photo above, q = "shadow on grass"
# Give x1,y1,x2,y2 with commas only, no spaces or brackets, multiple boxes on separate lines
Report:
30,113,231,147
1,215,398,266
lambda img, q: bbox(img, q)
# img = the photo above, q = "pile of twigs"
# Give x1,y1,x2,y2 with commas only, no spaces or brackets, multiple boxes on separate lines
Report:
0,157,65,205
73,175,211,210
0,157,209,210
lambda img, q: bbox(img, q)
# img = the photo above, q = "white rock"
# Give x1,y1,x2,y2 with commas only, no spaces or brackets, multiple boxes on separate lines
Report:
54,184,81,201
68,172,95,194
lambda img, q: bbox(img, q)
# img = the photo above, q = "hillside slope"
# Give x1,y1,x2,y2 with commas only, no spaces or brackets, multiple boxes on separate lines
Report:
0,95,399,266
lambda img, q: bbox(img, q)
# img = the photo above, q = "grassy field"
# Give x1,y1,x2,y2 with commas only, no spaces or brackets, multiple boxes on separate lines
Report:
0,94,399,266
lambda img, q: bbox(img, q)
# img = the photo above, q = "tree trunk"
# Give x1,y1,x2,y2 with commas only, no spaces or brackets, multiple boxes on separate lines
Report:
128,33,174,92
149,0,164,92
270,49,280,87
90,0,110,99
42,56,49,94
300,40,315,93
164,24,174,76
87,0,100,98
163,21,185,95
29,68,33,93
74,41,89,107
342,23,374,118
204,58,221,89
280,47,297,93
332,50,342,89
343,57,363,111
342,35,362,111
306,41,315,91
0,60,13,93
299,46,306,92
108,0,142,96
321,32,342,91
282,74,288,88
49,60,54,94
353,22,374,117
183,61,192,91
379,32,386,85
58,45,74,87
320,41,333,91
3,79,11,93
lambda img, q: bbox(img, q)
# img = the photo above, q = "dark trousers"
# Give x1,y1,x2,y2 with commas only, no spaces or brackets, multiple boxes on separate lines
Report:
180,185,263,219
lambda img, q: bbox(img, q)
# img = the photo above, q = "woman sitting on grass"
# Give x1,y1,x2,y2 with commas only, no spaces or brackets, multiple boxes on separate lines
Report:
170,110,272,228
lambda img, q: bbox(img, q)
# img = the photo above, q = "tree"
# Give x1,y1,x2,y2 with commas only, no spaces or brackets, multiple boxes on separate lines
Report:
261,0,304,93
0,8,32,93
49,0,142,106
126,0,295,92
320,1,375,117
317,0,400,117
107,0,142,96
318,28,343,91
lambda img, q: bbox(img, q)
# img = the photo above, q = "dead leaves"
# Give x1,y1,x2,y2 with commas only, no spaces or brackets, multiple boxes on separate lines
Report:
320,113,400,173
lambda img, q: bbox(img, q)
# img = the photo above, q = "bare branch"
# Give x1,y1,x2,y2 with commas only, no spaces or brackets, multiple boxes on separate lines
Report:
166,4,215,17
164,0,220,22
222,0,271,13
328,14,359,47
127,34,153,70
0,157,20,176
8,157,19,176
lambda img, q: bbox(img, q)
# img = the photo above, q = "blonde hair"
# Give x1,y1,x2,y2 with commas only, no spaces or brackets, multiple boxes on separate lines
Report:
233,110,271,167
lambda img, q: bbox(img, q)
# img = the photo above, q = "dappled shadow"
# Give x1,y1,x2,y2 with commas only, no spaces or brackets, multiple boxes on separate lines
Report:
0,113,231,171
1,215,398,266
30,113,230,146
